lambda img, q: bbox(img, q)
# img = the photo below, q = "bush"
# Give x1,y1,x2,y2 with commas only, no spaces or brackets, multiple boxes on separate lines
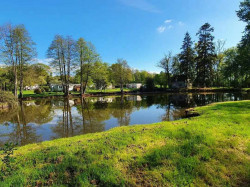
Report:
34,88,44,94
0,91,17,107
145,77,155,91
40,86,50,92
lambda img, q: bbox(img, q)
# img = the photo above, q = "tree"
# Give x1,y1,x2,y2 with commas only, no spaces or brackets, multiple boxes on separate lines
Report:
91,61,110,91
76,38,88,95
0,24,36,98
222,48,240,87
47,35,66,92
0,66,11,91
82,42,99,93
23,63,51,87
158,52,172,88
236,0,250,87
0,24,18,97
110,59,132,93
14,25,36,98
214,40,226,86
179,32,195,83
145,77,155,91
171,54,181,77
154,72,165,88
65,36,76,96
195,23,216,87
48,35,76,95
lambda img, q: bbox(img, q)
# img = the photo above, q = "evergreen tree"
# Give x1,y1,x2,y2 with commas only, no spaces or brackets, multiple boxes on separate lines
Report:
236,0,250,87
179,32,195,83
195,23,216,87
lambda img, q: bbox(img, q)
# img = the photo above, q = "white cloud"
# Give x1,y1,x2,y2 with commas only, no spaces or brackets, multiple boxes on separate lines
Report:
157,26,166,33
164,19,172,24
119,0,160,13
157,19,175,33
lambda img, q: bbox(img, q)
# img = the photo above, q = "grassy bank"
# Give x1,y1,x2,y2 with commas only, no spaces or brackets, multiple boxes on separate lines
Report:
1,101,250,186
21,88,138,98
20,87,250,99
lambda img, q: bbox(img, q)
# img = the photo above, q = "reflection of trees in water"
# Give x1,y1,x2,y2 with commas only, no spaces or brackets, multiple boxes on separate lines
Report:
0,100,53,146
51,99,83,139
110,95,133,126
0,93,248,146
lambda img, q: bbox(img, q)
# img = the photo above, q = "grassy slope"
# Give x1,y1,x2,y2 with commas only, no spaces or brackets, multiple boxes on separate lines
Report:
0,101,250,186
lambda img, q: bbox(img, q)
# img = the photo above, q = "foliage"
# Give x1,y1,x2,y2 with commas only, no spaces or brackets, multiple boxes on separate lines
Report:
132,70,153,84
110,59,132,92
0,101,249,186
0,24,36,98
40,86,50,92
0,91,16,106
236,0,250,87
34,88,44,94
157,52,173,88
195,23,216,87
145,77,155,91
179,32,196,83
91,61,110,90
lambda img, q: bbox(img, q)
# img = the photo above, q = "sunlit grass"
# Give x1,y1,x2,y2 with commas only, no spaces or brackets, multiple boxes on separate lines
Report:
0,101,249,186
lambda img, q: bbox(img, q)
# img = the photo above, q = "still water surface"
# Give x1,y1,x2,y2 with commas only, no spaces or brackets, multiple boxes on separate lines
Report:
0,92,249,146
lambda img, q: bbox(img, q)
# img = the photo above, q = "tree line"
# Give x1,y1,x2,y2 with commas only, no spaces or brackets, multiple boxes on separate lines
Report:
0,0,249,98
157,1,249,89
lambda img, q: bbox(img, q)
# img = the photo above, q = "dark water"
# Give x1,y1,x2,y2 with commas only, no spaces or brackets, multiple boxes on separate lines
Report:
0,92,249,146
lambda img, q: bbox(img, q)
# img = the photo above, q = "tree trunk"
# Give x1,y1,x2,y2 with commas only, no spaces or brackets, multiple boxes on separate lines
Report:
80,59,84,96
120,83,124,93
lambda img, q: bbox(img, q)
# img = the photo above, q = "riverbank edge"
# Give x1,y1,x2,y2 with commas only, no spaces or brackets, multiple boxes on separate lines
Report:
21,87,250,100
1,100,249,186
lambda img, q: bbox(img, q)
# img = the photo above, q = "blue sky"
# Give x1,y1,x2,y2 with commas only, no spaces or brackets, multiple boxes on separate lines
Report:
0,0,245,72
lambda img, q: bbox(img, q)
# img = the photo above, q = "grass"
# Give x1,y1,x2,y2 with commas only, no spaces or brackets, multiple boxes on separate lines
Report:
21,88,138,98
21,90,65,98
86,88,138,93
20,87,249,98
0,101,250,186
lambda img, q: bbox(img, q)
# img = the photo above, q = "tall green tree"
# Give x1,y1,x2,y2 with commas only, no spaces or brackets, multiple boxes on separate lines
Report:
195,23,216,87
76,38,88,95
222,48,240,87
65,36,76,96
158,52,172,88
91,61,110,91
236,0,250,87
214,40,226,86
110,59,132,93
179,32,195,83
47,35,66,91
0,24,18,97
82,42,99,93
14,25,36,98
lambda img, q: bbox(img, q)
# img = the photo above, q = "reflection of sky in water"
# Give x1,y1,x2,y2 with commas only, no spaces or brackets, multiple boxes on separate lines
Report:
0,92,249,146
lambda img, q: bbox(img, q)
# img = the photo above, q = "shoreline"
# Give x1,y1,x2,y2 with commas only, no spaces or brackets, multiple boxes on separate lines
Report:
20,87,250,100
1,100,249,186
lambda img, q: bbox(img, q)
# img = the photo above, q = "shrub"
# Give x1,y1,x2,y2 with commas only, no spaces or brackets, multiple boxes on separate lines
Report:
145,77,155,91
0,91,16,107
40,86,50,92
34,88,44,94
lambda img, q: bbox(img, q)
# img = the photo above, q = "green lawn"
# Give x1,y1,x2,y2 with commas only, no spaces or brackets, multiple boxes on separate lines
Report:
21,88,138,98
86,88,138,93
21,90,65,98
0,101,250,186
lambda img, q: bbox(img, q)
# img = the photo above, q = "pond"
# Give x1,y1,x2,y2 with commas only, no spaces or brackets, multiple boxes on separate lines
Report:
0,92,249,146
